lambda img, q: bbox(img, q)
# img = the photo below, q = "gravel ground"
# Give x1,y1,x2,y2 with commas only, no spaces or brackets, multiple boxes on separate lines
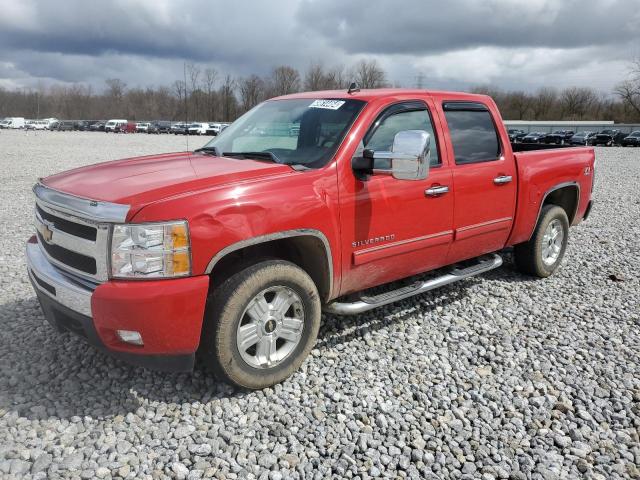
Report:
0,130,639,480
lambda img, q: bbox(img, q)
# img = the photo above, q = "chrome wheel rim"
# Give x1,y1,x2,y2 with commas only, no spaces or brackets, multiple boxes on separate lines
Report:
541,219,564,266
236,286,305,369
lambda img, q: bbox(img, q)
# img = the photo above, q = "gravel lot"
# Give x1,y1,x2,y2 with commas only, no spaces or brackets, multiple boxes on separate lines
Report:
0,130,639,480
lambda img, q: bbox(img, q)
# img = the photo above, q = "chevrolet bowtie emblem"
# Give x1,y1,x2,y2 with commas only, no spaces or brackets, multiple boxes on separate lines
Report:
39,222,54,243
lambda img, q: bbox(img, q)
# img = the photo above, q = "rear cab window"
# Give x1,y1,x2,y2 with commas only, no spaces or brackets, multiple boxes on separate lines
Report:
442,102,501,165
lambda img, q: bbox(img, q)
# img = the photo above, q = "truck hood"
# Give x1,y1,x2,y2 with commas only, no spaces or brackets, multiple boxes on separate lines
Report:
42,151,293,214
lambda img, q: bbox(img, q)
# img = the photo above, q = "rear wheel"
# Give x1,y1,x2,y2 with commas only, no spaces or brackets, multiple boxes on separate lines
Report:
514,205,569,278
200,260,321,389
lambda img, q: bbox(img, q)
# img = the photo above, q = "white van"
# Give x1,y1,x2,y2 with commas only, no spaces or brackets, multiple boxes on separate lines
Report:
105,119,127,132
0,117,25,129
43,118,59,130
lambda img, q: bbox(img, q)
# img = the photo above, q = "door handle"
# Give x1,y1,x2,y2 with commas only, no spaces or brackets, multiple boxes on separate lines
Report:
494,175,513,185
425,185,449,197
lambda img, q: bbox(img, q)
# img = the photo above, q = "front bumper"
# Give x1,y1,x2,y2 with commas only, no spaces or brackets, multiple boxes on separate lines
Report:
26,239,210,372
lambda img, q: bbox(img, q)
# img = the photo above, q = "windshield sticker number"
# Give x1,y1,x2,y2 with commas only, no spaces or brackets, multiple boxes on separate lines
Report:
309,100,345,110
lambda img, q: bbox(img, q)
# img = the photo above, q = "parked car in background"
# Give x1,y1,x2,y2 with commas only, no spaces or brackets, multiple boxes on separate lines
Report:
115,122,137,133
188,122,210,135
105,119,128,132
90,122,106,132
544,130,574,145
26,120,48,130
147,121,172,134
593,129,625,146
508,129,527,143
205,123,221,135
172,123,189,135
0,117,26,129
53,120,75,131
522,132,547,143
74,120,91,131
136,122,151,133
569,132,597,146
622,131,640,147
43,118,59,130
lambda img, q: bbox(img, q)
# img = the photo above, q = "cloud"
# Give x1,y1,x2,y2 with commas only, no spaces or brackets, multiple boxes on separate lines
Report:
0,0,637,93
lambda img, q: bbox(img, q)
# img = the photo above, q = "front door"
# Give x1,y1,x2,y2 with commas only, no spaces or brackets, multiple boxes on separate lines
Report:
338,99,455,295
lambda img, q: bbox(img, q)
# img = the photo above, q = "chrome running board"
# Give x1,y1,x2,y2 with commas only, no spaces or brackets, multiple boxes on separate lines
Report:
324,254,502,315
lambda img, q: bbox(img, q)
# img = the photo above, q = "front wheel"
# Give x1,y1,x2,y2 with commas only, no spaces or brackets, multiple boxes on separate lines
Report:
514,205,569,277
200,260,321,389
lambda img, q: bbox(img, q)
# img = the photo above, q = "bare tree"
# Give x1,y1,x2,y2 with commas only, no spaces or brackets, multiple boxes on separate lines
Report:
531,87,557,120
353,59,387,89
172,80,187,120
202,68,218,120
105,78,126,100
508,91,533,120
303,63,335,91
238,75,265,113
219,75,237,121
614,58,640,120
560,87,598,120
270,66,301,96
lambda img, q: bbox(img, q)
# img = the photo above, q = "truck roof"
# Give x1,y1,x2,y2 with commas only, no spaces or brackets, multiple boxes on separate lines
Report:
274,88,492,103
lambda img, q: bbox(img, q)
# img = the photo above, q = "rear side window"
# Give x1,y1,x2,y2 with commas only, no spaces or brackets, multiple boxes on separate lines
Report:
443,103,501,165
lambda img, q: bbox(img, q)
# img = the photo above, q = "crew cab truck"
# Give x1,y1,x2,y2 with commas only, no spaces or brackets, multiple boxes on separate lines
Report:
26,89,595,389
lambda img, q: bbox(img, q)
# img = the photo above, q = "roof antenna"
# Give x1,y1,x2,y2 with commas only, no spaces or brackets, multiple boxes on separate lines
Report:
184,62,189,153
347,82,360,94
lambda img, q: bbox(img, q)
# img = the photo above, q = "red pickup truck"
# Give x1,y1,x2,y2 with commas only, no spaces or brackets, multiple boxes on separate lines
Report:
27,89,595,388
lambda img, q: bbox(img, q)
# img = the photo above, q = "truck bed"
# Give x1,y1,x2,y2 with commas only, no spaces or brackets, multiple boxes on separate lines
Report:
506,146,595,246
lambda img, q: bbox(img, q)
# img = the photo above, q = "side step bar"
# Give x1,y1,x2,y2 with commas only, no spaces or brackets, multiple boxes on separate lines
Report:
324,254,502,315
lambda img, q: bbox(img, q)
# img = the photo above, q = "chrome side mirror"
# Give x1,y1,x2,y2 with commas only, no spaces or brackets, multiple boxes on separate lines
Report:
352,130,430,181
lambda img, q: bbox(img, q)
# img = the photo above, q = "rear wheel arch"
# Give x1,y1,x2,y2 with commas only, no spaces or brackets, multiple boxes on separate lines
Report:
205,230,334,303
532,182,579,237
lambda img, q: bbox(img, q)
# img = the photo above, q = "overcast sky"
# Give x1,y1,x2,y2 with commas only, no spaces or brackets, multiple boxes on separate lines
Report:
1,0,638,94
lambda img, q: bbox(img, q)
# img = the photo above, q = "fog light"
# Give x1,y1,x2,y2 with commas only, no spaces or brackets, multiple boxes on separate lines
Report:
116,330,144,346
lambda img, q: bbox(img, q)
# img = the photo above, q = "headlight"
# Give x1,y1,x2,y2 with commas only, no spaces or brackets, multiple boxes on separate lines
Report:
110,221,191,279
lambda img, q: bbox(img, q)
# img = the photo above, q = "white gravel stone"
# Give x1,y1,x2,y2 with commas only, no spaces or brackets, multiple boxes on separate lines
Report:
0,131,639,479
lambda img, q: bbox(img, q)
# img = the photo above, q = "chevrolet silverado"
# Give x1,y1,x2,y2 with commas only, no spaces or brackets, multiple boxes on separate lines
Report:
26,89,595,389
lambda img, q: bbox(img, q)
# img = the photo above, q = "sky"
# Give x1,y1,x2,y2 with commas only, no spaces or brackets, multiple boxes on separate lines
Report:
0,0,638,94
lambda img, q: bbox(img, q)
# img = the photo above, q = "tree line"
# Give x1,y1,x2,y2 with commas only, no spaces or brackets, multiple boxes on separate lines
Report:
1,59,639,123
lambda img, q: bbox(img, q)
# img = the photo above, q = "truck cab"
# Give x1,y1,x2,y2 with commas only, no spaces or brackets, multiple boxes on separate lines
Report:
26,89,595,389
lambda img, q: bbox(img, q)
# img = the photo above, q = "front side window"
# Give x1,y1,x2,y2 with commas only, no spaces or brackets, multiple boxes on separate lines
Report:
363,103,440,168
443,103,501,165
203,98,365,169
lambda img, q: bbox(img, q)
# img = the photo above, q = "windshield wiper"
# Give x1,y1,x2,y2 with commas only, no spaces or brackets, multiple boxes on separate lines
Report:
223,151,283,163
194,146,221,156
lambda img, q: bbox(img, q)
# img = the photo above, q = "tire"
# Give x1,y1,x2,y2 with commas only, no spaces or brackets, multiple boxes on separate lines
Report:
514,205,569,278
200,260,321,389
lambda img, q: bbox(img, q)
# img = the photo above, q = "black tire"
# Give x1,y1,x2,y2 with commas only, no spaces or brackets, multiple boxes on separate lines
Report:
514,205,569,278
200,260,321,389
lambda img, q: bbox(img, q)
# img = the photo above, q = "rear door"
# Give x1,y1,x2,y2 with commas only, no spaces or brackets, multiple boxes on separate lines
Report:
440,101,517,264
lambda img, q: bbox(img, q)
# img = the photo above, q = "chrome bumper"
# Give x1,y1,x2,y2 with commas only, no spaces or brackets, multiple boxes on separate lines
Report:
26,241,94,317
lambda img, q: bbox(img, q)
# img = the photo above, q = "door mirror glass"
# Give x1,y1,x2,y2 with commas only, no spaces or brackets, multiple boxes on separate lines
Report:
362,130,430,180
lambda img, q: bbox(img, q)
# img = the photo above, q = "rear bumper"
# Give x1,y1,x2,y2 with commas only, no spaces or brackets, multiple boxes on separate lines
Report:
26,239,209,372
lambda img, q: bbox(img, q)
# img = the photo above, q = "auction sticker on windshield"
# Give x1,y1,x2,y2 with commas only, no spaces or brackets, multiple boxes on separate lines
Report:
309,100,345,110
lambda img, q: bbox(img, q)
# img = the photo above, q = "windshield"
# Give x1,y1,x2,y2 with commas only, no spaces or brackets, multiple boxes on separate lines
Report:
630,131,640,137
202,98,366,168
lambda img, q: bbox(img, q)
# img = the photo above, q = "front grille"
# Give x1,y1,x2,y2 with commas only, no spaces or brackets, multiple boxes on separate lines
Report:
37,231,97,274
36,204,96,241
